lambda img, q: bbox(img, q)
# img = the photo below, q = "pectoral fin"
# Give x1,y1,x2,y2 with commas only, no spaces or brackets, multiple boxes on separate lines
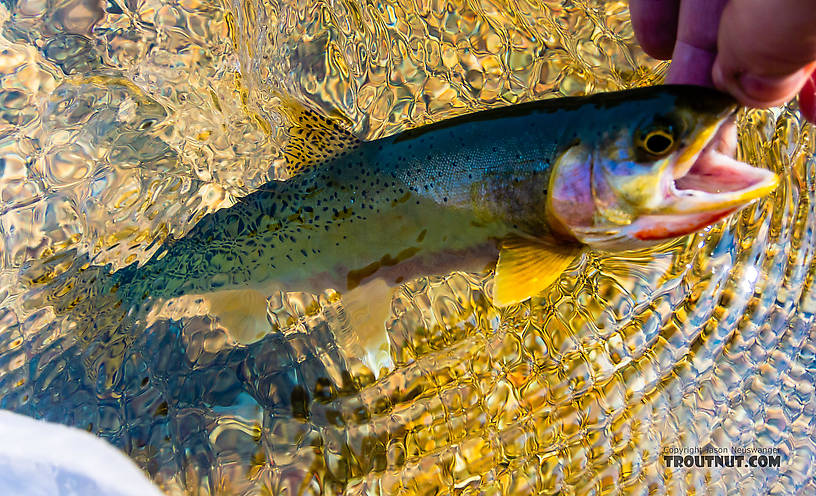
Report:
493,237,582,307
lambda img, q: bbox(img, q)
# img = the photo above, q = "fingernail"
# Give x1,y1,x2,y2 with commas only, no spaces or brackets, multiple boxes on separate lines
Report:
798,71,816,123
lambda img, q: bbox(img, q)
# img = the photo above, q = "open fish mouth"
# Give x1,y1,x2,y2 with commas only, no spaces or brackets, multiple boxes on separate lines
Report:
633,111,779,241
668,112,779,212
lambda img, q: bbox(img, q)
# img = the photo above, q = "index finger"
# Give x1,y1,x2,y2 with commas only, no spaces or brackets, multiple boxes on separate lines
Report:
665,0,730,86
629,0,681,60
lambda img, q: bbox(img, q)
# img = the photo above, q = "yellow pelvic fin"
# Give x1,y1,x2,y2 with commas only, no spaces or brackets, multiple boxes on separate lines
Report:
493,237,582,307
278,96,362,177
335,278,395,379
206,288,271,345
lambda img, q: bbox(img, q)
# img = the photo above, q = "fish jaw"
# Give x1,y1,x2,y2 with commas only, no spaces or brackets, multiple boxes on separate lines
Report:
626,113,779,243
628,209,737,241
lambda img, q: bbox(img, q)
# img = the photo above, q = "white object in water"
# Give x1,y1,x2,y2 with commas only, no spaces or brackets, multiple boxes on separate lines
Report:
0,410,164,496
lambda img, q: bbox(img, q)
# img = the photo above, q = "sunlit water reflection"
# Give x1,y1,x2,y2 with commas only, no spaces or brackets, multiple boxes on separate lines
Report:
1,0,815,494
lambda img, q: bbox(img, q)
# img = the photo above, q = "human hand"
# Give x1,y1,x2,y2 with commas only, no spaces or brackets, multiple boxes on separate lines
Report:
630,0,816,122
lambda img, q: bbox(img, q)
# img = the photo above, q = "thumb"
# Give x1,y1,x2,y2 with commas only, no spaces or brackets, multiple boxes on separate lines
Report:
712,0,816,110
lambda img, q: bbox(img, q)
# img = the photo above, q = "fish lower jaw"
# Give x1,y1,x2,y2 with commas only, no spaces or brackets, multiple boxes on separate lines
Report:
570,207,734,249
629,208,737,242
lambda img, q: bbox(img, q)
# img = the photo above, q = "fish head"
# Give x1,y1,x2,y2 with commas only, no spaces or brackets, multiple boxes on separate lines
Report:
547,85,779,251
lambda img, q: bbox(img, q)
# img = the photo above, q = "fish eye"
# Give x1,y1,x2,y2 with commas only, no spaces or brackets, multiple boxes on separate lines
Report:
644,130,673,154
636,127,677,159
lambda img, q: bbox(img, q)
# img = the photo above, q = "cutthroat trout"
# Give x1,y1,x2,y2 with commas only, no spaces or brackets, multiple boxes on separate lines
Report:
54,85,778,376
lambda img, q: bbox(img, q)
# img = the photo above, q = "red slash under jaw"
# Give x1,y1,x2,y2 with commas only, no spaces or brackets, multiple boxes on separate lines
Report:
633,209,736,241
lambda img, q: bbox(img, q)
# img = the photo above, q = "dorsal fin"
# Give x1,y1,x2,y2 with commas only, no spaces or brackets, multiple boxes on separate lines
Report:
277,95,362,177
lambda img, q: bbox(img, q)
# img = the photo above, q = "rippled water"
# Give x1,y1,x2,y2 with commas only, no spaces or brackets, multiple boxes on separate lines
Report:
1,0,815,494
